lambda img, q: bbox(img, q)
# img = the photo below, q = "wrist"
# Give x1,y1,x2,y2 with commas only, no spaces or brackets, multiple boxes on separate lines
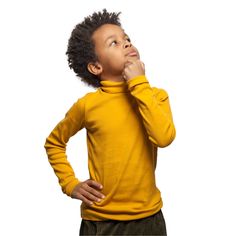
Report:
125,73,146,82
126,75,149,90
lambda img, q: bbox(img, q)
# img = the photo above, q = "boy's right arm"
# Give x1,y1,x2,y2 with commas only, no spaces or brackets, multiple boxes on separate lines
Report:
44,97,104,205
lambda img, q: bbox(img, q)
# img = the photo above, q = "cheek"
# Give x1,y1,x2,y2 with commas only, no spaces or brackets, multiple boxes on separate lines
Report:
99,50,126,71
110,52,126,64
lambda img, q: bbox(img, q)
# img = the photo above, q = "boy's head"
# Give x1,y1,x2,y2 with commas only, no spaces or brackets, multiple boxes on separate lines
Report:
66,9,140,88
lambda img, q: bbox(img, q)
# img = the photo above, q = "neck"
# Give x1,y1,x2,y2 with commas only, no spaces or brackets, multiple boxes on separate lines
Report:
100,74,124,82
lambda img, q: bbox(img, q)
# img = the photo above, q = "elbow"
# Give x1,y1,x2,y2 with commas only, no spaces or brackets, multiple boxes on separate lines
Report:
44,137,51,152
44,136,64,157
158,132,176,147
44,137,53,158
44,137,67,165
160,125,176,147
44,132,66,152
44,138,48,151
150,125,176,148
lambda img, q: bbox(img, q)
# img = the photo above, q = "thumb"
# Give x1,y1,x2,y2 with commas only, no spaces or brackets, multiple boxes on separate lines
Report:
141,62,145,70
124,59,134,67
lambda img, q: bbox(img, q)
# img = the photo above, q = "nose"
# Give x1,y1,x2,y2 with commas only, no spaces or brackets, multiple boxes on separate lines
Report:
124,40,132,49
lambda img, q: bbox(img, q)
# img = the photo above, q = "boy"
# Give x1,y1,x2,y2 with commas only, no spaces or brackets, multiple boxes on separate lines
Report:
44,9,176,235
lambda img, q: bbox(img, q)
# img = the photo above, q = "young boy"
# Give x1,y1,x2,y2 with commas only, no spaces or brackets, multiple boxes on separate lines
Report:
44,9,176,235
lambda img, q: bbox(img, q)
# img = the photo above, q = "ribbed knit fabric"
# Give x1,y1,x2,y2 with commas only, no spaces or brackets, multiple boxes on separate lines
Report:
44,75,176,221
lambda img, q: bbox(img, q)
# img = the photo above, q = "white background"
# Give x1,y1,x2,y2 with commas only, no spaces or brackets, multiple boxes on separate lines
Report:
0,0,236,235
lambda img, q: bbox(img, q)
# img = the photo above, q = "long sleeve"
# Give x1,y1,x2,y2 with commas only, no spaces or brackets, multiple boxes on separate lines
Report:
44,97,86,196
127,75,176,148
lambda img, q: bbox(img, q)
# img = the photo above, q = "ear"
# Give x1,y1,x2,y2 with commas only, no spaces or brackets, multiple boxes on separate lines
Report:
87,62,103,76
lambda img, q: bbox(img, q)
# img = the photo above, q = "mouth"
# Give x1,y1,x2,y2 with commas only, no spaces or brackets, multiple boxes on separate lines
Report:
126,50,138,57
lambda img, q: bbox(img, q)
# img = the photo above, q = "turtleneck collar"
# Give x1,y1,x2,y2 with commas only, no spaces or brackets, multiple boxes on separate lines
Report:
100,80,129,94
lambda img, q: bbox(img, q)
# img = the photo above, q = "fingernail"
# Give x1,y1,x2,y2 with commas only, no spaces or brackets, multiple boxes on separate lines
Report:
97,198,101,202
100,185,103,189
102,195,105,199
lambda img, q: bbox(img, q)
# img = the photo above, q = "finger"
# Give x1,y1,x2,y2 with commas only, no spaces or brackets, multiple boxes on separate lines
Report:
125,58,136,65
87,179,103,190
79,194,94,206
124,58,138,67
86,182,106,199
80,188,99,201
71,189,93,203
124,62,132,69
86,185,105,199
141,62,145,70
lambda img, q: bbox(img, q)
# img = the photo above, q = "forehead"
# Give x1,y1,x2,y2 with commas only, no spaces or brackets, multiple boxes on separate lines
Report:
92,24,126,42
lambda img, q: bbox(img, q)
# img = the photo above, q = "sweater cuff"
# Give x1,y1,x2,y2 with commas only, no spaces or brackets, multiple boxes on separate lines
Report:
64,178,80,197
127,75,149,91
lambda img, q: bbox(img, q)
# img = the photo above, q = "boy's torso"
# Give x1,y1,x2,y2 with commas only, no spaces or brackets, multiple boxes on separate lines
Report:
80,88,162,221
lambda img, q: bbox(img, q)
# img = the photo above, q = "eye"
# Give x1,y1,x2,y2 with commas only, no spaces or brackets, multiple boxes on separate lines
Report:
110,40,118,46
126,37,131,42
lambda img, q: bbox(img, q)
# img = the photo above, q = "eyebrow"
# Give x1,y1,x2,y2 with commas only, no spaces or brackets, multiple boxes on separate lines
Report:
105,35,116,43
105,33,129,44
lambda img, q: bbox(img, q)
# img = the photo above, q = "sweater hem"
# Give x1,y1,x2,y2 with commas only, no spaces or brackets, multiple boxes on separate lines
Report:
80,201,163,221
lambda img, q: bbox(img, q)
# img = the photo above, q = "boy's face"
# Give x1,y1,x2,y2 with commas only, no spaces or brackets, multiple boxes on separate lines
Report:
91,24,140,81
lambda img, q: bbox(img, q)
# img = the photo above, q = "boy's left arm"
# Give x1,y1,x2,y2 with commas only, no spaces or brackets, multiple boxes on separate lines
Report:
127,75,176,147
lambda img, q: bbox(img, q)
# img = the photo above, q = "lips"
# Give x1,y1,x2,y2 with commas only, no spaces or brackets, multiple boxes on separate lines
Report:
126,50,138,57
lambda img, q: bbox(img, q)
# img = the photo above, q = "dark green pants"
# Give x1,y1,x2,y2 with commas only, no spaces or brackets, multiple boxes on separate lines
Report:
79,209,167,235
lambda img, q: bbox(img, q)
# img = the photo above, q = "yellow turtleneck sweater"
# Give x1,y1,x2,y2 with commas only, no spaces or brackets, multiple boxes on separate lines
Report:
44,75,176,221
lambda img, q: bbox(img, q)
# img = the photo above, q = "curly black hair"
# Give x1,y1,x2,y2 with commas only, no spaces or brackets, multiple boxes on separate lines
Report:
66,9,122,88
